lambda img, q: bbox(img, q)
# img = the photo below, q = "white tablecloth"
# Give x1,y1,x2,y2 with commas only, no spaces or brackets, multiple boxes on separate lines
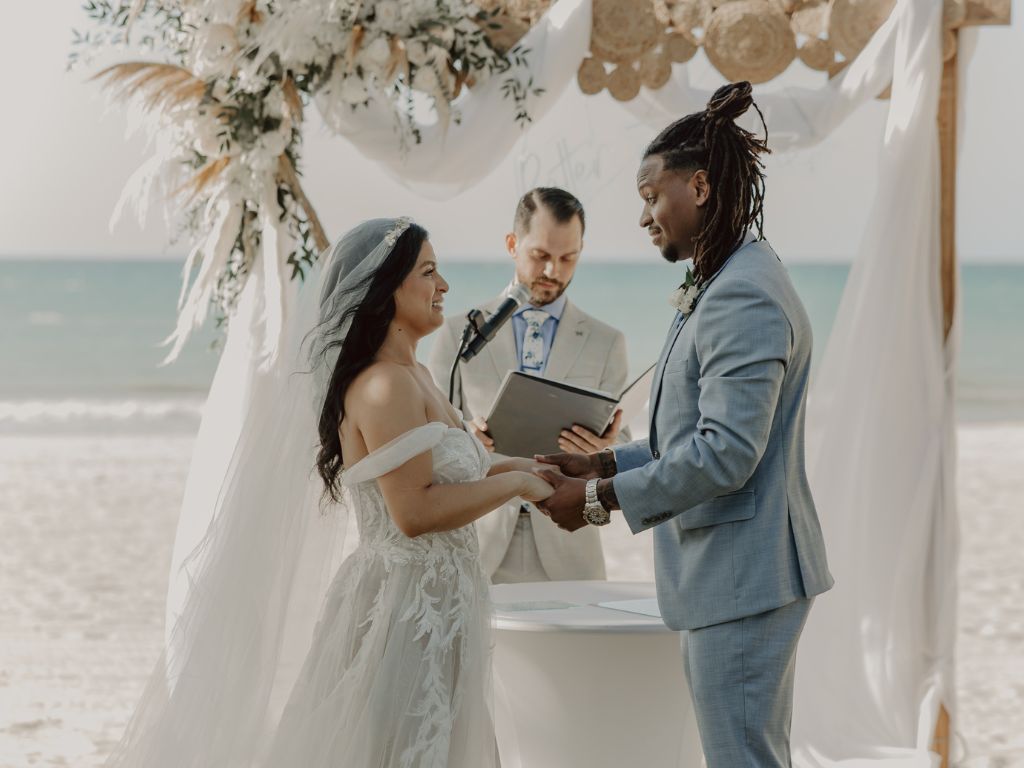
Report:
490,580,704,768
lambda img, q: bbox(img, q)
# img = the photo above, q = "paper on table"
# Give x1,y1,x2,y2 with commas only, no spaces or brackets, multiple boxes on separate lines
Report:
494,600,579,612
597,598,663,619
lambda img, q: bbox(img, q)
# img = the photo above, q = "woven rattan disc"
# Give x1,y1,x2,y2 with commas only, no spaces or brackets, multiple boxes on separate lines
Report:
591,0,662,65
790,1,829,37
704,0,797,84
829,0,896,60
504,0,553,19
665,31,699,62
669,0,713,43
577,57,608,95
944,0,967,27
798,36,835,70
653,0,674,25
607,63,642,101
640,48,673,89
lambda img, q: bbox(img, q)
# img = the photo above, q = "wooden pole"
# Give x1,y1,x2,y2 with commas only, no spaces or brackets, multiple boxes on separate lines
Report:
931,26,959,768
939,30,959,342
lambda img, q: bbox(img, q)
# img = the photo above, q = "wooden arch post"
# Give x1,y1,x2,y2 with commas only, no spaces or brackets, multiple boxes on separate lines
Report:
934,4,1010,765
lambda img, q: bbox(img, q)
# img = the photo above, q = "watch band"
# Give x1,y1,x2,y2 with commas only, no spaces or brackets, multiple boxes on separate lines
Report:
583,478,611,526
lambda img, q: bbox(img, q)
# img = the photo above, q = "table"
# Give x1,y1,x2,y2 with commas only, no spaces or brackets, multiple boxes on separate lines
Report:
490,580,704,768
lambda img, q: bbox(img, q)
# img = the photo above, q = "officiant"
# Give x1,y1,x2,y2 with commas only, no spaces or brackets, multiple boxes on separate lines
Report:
429,187,630,584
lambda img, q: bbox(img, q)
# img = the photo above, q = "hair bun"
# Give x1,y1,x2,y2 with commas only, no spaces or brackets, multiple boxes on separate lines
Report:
706,81,754,123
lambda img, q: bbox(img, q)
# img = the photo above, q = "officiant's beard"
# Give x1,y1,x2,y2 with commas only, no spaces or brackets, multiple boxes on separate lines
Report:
529,276,571,306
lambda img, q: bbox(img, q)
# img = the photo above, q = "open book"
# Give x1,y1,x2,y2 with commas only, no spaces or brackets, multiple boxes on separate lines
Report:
484,364,656,459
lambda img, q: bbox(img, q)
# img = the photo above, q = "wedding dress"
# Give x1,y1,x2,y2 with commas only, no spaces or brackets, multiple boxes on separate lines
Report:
264,422,499,767
105,219,501,768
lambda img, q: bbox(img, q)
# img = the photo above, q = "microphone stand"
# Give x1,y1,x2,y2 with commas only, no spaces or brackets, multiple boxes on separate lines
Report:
448,309,486,407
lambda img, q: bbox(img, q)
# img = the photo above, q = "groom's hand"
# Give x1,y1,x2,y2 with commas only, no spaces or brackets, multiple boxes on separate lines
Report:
534,452,600,480
533,470,588,532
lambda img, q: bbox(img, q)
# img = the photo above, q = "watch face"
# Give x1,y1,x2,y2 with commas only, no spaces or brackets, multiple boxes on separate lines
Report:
584,506,611,526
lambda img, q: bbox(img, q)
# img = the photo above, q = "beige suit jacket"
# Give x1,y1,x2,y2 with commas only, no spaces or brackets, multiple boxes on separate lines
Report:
427,295,629,580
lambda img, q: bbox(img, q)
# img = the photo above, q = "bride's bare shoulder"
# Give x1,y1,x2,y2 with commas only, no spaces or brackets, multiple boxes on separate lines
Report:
346,361,424,412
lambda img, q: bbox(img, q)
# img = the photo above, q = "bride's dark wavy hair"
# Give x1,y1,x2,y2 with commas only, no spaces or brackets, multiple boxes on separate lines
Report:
314,223,429,502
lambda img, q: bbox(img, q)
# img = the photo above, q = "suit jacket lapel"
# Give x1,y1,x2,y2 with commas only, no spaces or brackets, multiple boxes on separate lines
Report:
544,300,589,381
648,312,690,430
647,234,759,430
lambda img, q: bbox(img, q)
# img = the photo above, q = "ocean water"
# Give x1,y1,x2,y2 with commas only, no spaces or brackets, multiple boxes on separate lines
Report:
1,259,1021,432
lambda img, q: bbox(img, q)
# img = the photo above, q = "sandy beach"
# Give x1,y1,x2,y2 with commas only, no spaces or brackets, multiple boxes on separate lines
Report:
1,423,1022,767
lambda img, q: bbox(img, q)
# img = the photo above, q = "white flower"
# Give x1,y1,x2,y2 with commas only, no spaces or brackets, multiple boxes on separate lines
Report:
192,116,227,157
211,79,230,101
262,87,286,119
425,23,456,48
410,0,440,16
203,0,246,25
337,73,370,105
374,1,402,32
411,65,441,96
234,66,270,95
669,283,701,315
356,35,393,79
257,128,289,158
190,23,239,79
244,145,279,175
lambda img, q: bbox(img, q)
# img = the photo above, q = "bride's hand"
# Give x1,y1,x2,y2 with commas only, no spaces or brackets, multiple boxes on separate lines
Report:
506,457,556,475
514,471,555,502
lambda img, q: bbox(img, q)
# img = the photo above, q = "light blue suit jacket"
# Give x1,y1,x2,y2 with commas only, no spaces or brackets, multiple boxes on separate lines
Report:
612,236,834,631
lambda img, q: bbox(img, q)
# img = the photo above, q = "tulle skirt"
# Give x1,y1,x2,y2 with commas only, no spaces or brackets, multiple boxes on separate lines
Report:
264,542,498,768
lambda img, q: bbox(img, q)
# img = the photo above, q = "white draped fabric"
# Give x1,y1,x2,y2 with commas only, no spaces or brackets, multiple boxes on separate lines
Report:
164,0,958,762
318,0,592,199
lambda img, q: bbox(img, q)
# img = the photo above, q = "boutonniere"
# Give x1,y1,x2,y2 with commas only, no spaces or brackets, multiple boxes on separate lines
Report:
669,268,702,316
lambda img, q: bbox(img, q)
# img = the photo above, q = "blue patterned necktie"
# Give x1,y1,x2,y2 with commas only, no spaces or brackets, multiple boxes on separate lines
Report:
520,309,550,373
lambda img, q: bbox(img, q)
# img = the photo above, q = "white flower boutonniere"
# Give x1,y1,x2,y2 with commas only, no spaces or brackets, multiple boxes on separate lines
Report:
669,268,702,316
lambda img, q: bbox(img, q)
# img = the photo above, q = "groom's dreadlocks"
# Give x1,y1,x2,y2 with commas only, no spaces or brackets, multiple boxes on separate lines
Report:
644,81,771,284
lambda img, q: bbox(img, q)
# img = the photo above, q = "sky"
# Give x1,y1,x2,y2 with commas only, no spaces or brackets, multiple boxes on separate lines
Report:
0,2,1021,263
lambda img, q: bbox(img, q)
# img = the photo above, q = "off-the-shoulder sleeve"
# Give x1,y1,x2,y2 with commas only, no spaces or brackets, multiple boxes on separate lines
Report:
341,422,450,486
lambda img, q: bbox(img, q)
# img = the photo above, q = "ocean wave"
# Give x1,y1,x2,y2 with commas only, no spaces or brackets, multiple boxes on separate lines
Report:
0,398,205,434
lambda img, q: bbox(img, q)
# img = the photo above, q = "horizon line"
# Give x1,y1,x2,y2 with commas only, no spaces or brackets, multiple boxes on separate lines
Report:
1,252,1023,265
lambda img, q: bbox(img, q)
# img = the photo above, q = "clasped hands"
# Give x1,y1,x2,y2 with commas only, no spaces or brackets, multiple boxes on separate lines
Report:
470,411,622,533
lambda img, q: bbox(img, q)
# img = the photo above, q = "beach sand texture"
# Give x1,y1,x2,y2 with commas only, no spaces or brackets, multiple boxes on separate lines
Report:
1,425,1021,767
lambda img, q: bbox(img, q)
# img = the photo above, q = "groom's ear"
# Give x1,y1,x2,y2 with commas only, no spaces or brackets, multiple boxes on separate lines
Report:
691,169,711,207
505,232,518,258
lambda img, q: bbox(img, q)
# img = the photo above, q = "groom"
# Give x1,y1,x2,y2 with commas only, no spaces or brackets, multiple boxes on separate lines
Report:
535,83,834,767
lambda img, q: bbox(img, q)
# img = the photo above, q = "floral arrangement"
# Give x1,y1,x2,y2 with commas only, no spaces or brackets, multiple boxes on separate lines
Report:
72,0,541,359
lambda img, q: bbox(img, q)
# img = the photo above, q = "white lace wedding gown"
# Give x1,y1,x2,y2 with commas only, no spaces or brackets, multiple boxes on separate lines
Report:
264,422,499,768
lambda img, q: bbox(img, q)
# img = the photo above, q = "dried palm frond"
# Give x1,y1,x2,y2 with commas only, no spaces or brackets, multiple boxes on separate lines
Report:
177,156,232,201
346,24,366,69
276,154,329,251
238,0,263,25
282,76,304,126
92,62,208,113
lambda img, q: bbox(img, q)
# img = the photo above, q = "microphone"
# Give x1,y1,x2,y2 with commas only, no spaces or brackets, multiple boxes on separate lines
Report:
459,282,532,362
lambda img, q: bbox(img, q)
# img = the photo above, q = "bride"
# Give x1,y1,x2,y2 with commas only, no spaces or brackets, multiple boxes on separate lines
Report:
106,217,553,767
